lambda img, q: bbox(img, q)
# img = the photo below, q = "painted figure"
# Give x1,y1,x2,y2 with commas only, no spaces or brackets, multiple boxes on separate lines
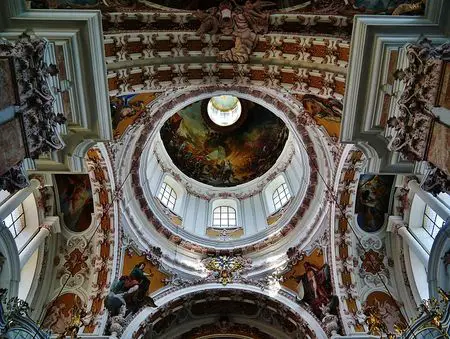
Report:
105,262,156,317
301,95,342,122
55,175,93,233
160,99,288,187
355,175,395,232
291,263,338,318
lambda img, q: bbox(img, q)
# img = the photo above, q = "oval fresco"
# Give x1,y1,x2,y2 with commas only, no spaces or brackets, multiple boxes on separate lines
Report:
354,174,395,233
160,98,289,187
54,174,94,233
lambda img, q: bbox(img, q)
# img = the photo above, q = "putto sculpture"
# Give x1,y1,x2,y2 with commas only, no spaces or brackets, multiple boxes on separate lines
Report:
195,0,275,63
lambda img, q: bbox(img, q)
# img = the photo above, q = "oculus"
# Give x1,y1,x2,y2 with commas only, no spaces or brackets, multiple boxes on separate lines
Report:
160,98,289,187
207,95,242,127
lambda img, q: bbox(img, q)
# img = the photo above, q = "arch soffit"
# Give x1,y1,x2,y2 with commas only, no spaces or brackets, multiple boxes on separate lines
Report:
122,284,328,339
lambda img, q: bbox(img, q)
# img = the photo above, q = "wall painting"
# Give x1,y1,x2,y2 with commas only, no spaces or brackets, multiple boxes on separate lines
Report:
427,121,450,176
364,291,407,334
105,250,168,317
0,57,19,110
282,248,338,319
0,118,26,175
355,174,395,233
54,174,94,233
41,293,84,334
437,61,450,110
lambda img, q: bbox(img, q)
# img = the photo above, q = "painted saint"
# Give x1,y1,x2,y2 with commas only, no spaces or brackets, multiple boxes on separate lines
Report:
54,174,93,233
291,263,338,318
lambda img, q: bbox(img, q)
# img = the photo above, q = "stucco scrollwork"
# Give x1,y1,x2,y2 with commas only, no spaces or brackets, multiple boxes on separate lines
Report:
0,31,66,192
387,38,450,162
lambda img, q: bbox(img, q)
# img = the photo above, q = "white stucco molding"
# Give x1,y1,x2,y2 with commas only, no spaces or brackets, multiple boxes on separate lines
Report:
0,2,113,173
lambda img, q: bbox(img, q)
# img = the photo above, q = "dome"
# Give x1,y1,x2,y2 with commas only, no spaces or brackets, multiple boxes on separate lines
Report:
160,97,289,187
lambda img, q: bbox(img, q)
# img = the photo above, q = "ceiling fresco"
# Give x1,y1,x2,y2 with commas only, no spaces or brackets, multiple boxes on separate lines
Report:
282,248,338,320
295,94,342,138
160,98,289,187
110,93,157,139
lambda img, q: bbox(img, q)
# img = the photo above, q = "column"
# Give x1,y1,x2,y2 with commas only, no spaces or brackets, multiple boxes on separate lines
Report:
0,179,40,222
19,216,60,268
387,216,429,266
408,180,450,221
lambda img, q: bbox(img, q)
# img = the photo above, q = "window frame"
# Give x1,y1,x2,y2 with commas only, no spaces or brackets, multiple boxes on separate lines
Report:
421,204,444,240
4,203,26,239
157,182,177,211
212,205,237,228
272,182,291,211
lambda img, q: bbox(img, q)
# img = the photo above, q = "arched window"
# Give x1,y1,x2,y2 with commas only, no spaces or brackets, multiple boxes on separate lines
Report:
272,182,291,211
4,203,26,239
157,182,177,211
212,206,237,228
264,174,293,216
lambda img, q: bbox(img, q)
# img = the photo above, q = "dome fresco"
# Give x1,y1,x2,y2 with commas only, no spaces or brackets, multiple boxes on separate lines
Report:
160,98,289,187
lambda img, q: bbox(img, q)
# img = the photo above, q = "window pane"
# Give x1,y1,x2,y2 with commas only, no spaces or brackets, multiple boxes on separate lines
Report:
421,204,443,242
272,182,291,211
158,182,177,212
3,214,13,227
425,205,436,220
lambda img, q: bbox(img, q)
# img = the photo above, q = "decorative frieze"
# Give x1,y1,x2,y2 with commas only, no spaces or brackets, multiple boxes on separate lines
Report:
107,62,346,98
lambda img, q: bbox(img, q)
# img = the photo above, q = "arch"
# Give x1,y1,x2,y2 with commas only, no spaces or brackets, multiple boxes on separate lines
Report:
427,219,450,299
121,284,328,339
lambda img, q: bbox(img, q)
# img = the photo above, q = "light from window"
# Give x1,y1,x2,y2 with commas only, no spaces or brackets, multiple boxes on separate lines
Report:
272,183,291,211
157,182,177,211
212,206,237,228
422,205,444,239
0,190,11,205
207,95,242,127
3,204,26,239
